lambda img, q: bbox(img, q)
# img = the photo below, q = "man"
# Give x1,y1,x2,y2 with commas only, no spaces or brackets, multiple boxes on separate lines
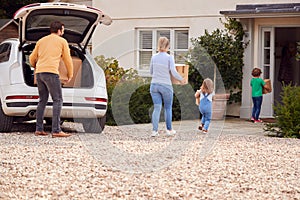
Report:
30,21,73,137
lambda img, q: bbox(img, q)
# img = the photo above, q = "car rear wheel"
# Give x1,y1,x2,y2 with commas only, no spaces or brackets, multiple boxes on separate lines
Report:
0,103,13,132
82,115,106,133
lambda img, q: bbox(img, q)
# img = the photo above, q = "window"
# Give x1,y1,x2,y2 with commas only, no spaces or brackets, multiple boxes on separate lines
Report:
138,29,189,73
0,43,11,63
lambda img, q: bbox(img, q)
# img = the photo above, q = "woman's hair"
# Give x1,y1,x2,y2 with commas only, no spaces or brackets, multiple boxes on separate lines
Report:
157,37,170,52
50,21,64,33
252,68,262,77
202,78,214,94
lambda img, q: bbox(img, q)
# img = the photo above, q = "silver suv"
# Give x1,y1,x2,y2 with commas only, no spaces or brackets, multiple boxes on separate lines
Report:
0,3,112,133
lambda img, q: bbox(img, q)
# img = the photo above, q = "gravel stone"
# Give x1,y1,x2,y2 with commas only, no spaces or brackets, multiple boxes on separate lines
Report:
0,119,299,199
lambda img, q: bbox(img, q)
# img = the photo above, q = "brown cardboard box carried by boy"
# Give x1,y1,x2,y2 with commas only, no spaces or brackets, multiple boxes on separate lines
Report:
263,79,272,94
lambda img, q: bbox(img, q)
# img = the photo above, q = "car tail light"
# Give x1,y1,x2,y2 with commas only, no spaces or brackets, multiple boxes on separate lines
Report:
6,95,39,100
85,97,107,102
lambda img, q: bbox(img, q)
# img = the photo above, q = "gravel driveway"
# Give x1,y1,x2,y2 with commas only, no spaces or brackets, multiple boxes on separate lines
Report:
0,119,299,199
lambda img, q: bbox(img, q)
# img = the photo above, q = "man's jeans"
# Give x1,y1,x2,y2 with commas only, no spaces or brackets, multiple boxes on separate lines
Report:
150,83,173,132
36,73,63,133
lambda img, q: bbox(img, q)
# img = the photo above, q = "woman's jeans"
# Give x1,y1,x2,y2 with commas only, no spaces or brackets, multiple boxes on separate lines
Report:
150,83,173,132
36,73,63,133
252,96,263,120
199,97,212,131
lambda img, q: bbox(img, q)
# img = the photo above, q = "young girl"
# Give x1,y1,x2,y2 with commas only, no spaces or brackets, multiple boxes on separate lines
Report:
250,68,266,123
194,78,214,133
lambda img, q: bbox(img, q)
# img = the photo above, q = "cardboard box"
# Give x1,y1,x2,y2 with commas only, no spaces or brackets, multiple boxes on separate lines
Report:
263,79,272,94
59,56,82,87
171,64,189,84
33,56,82,87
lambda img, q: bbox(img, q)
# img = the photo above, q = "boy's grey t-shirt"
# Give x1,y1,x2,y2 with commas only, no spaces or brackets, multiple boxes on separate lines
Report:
150,52,183,85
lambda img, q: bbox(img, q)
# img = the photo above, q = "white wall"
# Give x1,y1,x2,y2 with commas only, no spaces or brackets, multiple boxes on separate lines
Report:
92,0,295,69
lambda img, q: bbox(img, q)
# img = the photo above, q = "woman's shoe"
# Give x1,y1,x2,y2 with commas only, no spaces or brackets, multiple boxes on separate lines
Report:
166,130,176,136
151,131,159,137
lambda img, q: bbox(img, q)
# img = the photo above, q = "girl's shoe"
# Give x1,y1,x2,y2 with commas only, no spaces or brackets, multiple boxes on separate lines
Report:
166,130,176,136
198,123,204,130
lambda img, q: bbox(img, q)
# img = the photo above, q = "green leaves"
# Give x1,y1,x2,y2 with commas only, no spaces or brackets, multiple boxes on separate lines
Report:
265,84,300,138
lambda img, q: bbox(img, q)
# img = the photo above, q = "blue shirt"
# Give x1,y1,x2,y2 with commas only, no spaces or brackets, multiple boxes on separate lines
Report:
150,52,183,85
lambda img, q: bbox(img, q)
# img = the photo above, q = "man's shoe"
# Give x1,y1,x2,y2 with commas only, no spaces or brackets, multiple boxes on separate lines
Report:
34,131,48,136
52,132,72,138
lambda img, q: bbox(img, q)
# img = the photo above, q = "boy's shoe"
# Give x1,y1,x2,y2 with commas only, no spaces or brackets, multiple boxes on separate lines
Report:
166,130,176,136
254,119,263,123
251,117,255,122
151,131,159,137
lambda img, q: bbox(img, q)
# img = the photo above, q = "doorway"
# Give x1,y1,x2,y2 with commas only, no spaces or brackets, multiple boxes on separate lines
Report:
274,27,300,105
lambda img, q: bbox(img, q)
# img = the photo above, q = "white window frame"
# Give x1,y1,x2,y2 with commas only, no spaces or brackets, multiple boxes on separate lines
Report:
137,28,189,76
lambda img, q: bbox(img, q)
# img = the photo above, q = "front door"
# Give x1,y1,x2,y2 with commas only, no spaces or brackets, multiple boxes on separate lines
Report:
260,27,274,117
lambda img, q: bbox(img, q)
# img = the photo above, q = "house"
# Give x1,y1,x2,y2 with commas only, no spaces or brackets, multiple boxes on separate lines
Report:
92,0,300,119
0,19,18,43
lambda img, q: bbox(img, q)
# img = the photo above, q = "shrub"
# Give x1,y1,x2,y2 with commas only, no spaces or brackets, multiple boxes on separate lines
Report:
265,84,300,138
95,55,198,125
94,55,143,125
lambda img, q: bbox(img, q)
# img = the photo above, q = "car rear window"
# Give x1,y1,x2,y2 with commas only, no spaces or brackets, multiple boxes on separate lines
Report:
27,15,89,35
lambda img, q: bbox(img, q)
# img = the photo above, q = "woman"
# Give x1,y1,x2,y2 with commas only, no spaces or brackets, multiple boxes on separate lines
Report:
150,37,186,137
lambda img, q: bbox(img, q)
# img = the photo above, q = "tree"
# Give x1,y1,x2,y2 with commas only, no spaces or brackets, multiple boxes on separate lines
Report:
0,0,48,19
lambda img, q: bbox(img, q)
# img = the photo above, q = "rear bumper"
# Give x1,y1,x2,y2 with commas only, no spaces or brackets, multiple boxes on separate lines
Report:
3,101,107,119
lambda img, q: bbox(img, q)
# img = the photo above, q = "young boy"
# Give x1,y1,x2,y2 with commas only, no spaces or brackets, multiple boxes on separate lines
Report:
250,68,266,123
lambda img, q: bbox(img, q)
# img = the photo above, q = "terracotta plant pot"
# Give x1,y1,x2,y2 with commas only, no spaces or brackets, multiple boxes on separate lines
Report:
212,93,230,120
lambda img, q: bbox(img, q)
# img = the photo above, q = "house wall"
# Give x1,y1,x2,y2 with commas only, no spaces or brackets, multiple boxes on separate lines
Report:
92,0,295,68
92,0,237,68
